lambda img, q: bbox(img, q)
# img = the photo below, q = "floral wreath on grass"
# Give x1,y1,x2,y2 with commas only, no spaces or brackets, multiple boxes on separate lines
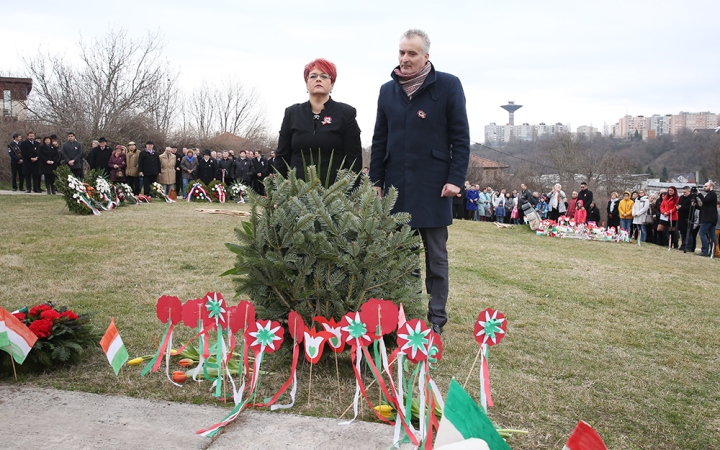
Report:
54,165,101,215
1,302,100,375
96,176,119,210
229,181,248,203
150,181,175,203
208,180,227,203
116,183,138,204
187,181,212,202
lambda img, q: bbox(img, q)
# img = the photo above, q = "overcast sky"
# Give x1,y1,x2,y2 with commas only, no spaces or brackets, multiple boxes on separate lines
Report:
2,0,719,145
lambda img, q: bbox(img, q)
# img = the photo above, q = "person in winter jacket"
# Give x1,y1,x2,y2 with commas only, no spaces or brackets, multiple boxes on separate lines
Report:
38,136,61,194
180,149,199,198
606,192,620,230
618,191,634,232
566,191,579,219
659,186,679,247
546,183,566,221
586,201,601,224
465,184,479,220
631,190,651,242
108,145,127,183
158,147,177,195
535,195,548,219
574,199,587,224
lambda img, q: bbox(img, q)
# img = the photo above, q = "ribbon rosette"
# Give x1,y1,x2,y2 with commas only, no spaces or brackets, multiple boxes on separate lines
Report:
473,307,507,413
474,308,506,347
397,319,431,363
246,319,284,354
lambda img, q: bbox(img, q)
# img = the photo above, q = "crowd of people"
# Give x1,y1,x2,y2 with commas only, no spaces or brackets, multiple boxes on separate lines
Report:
453,180,719,256
7,131,280,199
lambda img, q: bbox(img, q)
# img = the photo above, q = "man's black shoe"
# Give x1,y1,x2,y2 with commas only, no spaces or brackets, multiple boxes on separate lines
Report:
431,323,443,335
697,253,709,257
25,190,31,193
12,189,17,191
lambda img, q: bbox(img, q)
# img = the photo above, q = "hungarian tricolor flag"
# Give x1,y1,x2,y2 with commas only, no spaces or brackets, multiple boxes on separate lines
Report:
434,379,510,450
0,307,38,364
100,318,129,376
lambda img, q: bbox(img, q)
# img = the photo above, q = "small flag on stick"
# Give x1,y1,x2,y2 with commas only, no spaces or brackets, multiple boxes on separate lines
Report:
0,307,38,364
100,318,129,376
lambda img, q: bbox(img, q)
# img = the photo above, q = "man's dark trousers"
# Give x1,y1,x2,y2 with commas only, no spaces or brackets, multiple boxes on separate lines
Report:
419,227,449,328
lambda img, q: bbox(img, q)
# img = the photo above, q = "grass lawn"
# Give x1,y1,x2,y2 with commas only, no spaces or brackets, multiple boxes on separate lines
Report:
1,193,718,449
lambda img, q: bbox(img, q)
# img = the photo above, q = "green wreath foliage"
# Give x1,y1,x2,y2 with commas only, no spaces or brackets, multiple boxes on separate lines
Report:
225,166,425,323
207,180,228,202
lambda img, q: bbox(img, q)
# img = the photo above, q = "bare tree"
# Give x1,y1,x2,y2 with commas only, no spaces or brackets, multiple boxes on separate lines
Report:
185,77,267,142
23,29,177,145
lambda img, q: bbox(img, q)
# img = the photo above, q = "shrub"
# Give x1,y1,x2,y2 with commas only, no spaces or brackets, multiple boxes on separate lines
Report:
225,167,425,323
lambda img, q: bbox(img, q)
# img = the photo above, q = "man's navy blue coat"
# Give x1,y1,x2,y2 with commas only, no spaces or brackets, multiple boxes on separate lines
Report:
370,63,470,229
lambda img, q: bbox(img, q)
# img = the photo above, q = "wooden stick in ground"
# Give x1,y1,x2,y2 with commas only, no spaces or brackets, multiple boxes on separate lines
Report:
339,354,398,419
308,362,313,406
334,351,341,404
463,348,483,390
10,355,17,381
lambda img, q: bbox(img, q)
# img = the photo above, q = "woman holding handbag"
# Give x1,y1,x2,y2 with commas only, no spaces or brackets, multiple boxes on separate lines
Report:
109,145,127,183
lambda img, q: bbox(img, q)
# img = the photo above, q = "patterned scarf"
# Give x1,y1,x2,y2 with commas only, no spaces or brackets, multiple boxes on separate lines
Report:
394,62,432,98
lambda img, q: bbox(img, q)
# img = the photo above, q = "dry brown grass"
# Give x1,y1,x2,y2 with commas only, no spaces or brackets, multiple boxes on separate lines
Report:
1,195,718,449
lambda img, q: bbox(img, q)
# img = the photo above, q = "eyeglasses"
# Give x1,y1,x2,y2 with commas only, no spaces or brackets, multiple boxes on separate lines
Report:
308,73,331,80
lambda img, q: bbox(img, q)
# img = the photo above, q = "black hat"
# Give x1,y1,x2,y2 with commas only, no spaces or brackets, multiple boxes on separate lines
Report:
145,140,154,145
99,137,107,143
203,149,211,155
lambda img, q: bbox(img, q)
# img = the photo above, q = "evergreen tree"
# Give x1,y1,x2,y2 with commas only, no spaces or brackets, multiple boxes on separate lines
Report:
225,167,424,322
661,166,669,182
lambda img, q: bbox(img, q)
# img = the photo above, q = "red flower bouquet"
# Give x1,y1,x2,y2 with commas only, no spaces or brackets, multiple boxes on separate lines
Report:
1,302,99,375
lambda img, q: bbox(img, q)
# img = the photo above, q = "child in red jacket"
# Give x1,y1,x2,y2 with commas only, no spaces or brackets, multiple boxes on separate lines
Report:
574,200,587,224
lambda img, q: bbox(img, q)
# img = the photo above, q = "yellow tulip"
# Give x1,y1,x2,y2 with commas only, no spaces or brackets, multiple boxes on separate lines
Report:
127,357,144,366
373,404,395,418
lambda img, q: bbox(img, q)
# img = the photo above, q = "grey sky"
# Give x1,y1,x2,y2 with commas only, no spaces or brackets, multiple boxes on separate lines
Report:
2,0,718,145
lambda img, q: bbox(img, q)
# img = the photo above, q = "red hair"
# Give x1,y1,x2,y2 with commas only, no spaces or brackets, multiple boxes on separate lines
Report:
667,185,679,202
303,58,337,84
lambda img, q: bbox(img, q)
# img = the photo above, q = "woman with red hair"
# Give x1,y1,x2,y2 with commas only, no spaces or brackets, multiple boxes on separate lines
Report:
659,185,680,247
275,58,362,183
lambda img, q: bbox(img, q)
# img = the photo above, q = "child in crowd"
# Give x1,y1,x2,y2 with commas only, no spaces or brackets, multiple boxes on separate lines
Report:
535,195,548,219
574,199,587,224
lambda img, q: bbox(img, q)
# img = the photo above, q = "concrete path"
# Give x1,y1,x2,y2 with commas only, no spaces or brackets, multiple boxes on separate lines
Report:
0,385,404,450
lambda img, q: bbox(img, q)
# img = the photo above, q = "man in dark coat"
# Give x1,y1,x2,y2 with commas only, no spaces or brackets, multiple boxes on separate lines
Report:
695,181,718,257
61,132,85,179
20,131,41,193
369,29,470,334
86,137,112,175
138,140,160,195
196,150,217,185
232,150,253,185
577,182,593,210
517,183,535,224
7,133,24,191
251,151,268,195
216,151,235,185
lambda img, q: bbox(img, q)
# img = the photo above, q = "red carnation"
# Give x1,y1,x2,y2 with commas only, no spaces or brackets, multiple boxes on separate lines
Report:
61,310,79,321
29,319,54,338
40,309,62,321
12,312,26,321
29,304,52,317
